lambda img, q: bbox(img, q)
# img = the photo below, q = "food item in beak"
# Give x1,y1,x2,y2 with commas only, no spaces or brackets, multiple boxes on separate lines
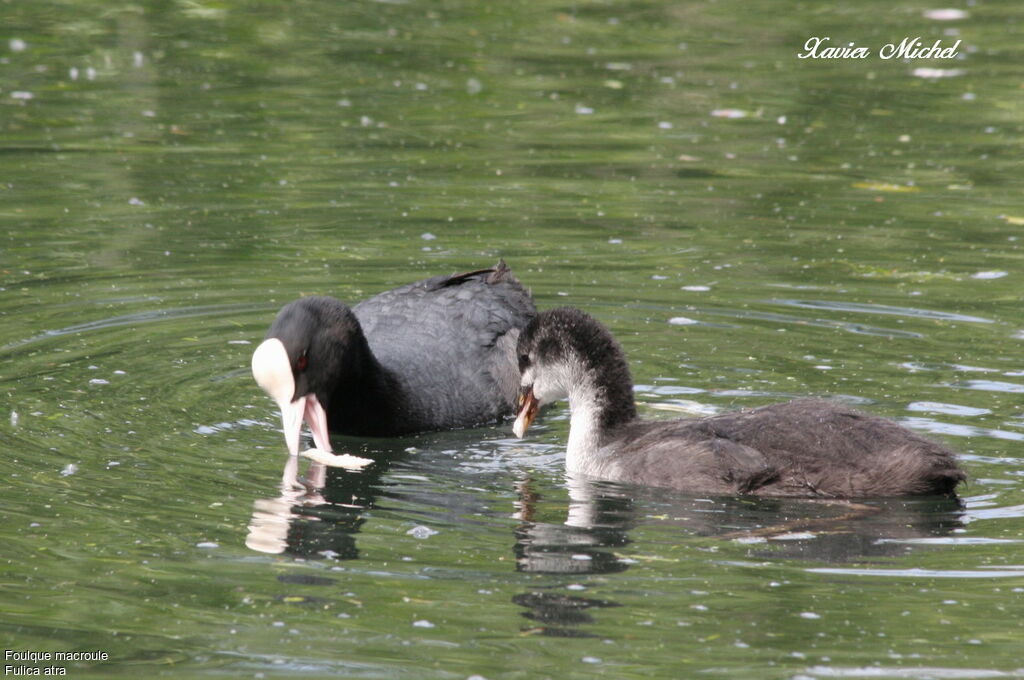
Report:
512,386,539,438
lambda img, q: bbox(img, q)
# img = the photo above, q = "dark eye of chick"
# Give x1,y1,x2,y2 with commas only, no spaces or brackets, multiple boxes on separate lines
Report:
518,353,530,372
297,353,308,372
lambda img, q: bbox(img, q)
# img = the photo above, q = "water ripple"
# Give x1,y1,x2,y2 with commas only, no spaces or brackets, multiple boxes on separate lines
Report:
802,665,1019,678
2,302,273,350
806,566,1024,579
906,401,991,417
704,308,922,338
955,380,1024,394
900,417,1024,442
769,299,993,324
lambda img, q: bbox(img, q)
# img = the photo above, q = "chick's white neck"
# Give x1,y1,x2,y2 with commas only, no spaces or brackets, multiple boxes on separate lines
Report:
529,356,612,476
565,387,606,475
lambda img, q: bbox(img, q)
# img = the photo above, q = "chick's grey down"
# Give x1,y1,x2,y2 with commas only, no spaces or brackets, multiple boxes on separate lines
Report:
513,307,965,498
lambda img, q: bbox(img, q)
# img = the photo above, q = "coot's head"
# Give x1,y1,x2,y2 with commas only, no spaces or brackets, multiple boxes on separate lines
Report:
251,296,363,456
512,307,634,437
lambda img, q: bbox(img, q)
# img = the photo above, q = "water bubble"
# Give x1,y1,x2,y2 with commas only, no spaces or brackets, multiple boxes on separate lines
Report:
10,38,27,52
196,541,219,549
466,78,482,95
923,8,968,20
412,619,435,628
60,463,78,477
407,525,438,539
912,68,965,79
711,108,748,119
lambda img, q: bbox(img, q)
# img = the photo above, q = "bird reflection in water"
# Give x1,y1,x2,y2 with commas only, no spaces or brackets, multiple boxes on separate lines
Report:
512,476,632,637
246,457,380,558
510,474,964,637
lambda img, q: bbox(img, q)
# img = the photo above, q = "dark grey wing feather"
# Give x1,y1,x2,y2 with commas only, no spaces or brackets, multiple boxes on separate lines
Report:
353,262,534,429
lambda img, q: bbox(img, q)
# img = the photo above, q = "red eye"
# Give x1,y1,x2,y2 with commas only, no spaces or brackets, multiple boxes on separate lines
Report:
297,355,308,371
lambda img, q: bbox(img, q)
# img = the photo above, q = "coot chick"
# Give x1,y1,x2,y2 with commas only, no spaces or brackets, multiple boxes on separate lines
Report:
512,307,964,498
252,261,534,457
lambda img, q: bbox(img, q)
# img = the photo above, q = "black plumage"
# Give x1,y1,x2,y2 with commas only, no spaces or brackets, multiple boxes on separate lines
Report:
255,261,535,447
514,307,965,498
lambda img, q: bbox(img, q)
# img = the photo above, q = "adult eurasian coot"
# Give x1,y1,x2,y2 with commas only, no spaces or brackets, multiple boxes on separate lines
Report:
253,261,534,457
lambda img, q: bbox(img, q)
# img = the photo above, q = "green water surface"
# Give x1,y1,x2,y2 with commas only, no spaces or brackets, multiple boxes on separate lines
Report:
1,1,1023,678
